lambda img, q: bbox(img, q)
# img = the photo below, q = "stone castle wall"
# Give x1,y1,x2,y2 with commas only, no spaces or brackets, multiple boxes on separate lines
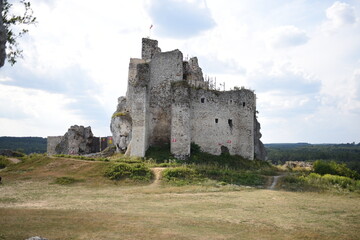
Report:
170,83,191,159
47,136,62,155
110,38,267,160
126,58,150,157
148,49,183,146
189,89,255,159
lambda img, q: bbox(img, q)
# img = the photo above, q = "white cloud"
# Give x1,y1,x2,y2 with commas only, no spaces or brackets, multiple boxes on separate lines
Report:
326,1,356,28
147,0,215,38
268,26,309,49
1,0,360,143
0,84,85,137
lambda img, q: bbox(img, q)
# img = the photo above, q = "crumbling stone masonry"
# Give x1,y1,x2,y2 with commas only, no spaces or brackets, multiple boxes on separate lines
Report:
111,38,267,160
47,125,113,155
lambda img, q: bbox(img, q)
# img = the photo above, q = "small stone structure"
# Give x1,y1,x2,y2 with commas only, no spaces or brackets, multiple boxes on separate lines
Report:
111,38,267,160
47,125,113,155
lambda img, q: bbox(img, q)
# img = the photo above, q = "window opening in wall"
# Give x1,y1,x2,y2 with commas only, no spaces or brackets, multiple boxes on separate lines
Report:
230,99,233,104
243,102,245,107
215,118,218,123
221,146,230,155
228,119,233,128
201,97,205,103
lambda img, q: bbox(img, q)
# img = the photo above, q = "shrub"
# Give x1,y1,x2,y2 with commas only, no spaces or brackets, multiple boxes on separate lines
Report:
163,167,196,179
112,112,128,118
303,173,354,189
0,156,11,169
162,167,201,185
190,142,201,155
104,163,153,182
145,145,173,163
281,174,311,191
21,153,52,166
54,177,81,185
114,156,143,164
162,165,265,186
313,160,359,179
290,172,360,192
194,165,264,186
322,174,353,188
187,144,274,172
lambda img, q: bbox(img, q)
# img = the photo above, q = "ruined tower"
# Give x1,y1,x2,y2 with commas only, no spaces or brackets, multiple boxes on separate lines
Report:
110,38,266,160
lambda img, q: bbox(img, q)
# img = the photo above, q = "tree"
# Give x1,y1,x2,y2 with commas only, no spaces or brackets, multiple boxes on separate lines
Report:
0,0,6,66
0,0,36,67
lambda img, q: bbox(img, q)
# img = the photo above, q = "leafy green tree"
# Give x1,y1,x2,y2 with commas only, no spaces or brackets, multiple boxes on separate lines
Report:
1,0,36,66
313,160,360,180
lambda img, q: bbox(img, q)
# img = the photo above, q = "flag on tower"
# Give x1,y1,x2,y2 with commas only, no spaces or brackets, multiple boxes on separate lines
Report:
150,24,153,29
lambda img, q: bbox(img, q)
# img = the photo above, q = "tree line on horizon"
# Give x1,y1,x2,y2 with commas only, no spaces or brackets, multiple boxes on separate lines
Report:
0,137,359,173
266,143,360,174
0,136,46,154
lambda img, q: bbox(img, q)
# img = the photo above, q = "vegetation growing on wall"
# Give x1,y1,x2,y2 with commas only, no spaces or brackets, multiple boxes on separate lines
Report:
111,112,128,118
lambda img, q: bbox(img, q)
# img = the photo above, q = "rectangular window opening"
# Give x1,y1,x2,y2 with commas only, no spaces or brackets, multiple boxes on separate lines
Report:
201,98,205,103
228,119,233,128
215,118,218,123
242,102,245,107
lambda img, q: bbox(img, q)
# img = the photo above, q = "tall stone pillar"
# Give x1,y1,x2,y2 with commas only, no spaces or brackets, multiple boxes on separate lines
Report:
170,83,191,159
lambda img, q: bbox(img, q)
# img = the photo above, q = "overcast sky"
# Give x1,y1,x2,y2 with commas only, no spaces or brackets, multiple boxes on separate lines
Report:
1,0,360,143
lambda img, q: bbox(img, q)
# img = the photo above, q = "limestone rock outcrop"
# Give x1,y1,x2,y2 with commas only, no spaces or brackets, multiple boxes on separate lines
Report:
254,116,267,161
110,97,132,152
55,125,95,155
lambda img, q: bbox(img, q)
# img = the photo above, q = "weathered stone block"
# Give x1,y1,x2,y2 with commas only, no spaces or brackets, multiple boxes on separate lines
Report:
54,125,95,155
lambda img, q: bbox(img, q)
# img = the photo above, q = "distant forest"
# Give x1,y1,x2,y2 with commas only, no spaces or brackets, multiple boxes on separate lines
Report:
265,143,360,173
0,137,47,154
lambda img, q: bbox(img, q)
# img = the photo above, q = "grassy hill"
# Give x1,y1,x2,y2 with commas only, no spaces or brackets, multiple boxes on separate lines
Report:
0,154,359,239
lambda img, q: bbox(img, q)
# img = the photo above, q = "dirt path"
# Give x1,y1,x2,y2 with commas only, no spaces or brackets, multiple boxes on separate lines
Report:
150,167,166,187
269,176,281,190
8,158,21,164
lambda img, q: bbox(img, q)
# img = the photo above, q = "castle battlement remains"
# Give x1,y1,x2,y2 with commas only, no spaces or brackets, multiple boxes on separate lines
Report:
111,38,266,160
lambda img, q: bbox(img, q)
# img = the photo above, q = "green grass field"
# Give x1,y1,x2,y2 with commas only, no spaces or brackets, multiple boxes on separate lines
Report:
0,155,359,240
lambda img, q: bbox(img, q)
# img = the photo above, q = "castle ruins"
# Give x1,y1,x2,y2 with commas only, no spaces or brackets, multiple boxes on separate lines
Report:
47,125,113,155
111,38,266,160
